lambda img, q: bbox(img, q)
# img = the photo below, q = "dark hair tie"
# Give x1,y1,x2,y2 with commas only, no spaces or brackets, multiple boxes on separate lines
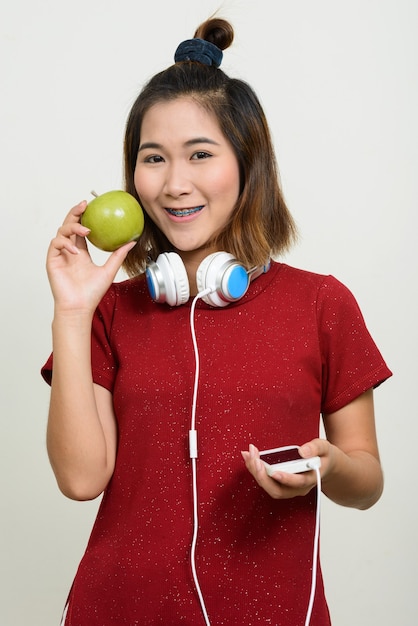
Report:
174,38,223,68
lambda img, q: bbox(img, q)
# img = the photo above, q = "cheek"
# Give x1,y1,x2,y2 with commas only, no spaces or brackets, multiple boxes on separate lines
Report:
132,171,153,223
210,161,240,203
133,169,158,216
133,167,144,198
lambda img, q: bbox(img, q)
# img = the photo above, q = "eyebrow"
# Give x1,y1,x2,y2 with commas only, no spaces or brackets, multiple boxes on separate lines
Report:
138,137,220,152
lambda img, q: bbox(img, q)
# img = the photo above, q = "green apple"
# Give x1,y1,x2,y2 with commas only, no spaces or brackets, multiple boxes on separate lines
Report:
81,190,145,252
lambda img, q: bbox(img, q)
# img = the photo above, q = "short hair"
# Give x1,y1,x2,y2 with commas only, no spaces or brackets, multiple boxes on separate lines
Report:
122,18,297,276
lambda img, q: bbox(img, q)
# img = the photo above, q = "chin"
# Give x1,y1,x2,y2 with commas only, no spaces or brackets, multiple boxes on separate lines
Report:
174,242,216,256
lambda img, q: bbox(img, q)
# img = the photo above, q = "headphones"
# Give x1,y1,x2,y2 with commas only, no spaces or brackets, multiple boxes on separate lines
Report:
145,251,270,307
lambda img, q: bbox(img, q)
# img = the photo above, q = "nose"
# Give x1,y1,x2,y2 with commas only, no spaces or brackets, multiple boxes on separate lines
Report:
163,162,193,198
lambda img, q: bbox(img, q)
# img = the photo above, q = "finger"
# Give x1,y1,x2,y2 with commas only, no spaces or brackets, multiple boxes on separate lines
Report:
56,222,91,240
101,240,137,279
269,470,308,487
53,200,88,244
299,438,326,459
270,473,316,498
243,444,271,485
47,235,80,258
241,450,250,463
63,200,88,224
49,225,91,257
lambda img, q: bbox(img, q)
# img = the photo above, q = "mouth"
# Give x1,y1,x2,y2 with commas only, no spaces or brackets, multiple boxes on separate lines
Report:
165,205,204,218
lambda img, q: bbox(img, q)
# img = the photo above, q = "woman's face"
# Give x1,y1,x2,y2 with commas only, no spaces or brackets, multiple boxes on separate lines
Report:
134,97,240,261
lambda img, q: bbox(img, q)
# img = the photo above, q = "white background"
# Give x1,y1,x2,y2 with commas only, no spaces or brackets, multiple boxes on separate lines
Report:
1,1,416,624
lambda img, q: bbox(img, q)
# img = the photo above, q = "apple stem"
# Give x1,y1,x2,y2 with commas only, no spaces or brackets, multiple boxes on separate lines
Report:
90,190,99,198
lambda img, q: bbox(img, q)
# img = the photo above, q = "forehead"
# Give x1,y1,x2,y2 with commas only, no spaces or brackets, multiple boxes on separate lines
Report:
141,97,223,140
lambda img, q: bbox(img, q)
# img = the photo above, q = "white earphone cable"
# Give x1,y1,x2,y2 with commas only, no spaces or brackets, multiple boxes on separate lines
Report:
60,602,69,625
189,290,212,626
304,467,321,626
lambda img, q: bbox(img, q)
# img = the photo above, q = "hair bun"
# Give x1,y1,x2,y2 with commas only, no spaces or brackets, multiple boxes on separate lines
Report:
174,18,234,68
193,17,234,51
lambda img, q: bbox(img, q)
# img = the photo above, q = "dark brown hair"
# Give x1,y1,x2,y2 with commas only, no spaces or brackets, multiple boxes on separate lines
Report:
123,18,297,276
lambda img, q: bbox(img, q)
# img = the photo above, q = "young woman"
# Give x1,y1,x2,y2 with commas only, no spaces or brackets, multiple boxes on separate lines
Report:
42,17,392,626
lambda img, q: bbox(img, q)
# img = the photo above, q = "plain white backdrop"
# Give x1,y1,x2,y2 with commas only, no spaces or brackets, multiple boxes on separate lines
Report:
1,1,416,624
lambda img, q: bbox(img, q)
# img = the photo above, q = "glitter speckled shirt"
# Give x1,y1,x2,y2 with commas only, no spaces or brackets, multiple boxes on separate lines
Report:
42,262,392,625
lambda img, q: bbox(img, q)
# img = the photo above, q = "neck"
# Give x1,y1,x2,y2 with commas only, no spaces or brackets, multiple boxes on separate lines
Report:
175,247,215,297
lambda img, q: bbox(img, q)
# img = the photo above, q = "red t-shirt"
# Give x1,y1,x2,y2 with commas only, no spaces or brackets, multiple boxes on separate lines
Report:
42,262,392,625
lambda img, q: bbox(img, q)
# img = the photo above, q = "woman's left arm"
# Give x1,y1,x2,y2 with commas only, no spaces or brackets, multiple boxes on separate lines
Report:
242,388,384,510
308,387,384,510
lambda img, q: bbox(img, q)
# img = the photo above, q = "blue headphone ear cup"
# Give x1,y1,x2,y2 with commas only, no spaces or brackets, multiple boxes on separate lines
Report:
146,252,190,306
196,252,250,307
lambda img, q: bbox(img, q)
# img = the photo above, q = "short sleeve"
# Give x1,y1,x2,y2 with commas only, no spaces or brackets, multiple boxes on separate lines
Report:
318,276,392,414
40,285,119,392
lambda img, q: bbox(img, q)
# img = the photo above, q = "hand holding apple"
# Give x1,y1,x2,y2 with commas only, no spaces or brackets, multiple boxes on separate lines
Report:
81,190,145,252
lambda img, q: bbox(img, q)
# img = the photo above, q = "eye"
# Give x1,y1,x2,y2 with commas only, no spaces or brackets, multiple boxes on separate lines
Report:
143,154,164,164
191,151,211,160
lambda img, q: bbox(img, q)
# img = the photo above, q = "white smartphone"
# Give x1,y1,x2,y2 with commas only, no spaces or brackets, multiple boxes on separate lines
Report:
259,446,321,476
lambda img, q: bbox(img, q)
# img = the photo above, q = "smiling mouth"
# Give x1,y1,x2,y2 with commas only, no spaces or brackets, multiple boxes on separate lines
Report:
165,206,204,217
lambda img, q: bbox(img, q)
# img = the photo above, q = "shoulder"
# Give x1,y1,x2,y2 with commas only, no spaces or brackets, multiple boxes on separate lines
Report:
111,274,147,297
269,263,364,324
101,274,148,305
273,263,351,299
95,274,149,325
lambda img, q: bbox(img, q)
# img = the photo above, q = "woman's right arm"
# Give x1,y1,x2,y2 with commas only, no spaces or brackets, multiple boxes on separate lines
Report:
46,201,136,500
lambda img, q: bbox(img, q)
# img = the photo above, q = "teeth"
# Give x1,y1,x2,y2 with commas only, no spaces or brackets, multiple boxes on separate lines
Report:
166,206,203,217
